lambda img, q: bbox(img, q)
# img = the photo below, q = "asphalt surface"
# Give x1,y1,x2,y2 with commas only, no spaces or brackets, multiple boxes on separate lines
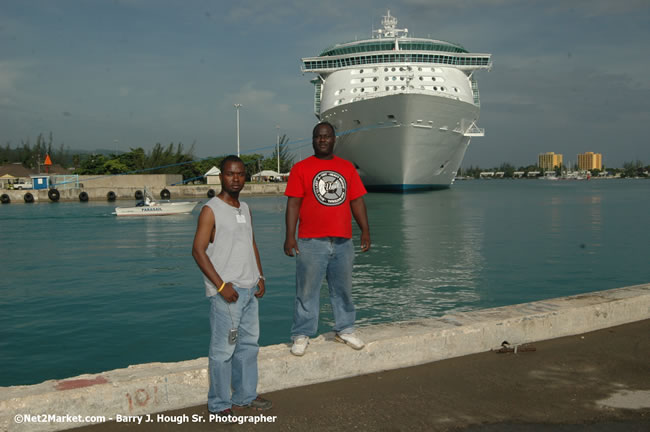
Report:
75,319,650,431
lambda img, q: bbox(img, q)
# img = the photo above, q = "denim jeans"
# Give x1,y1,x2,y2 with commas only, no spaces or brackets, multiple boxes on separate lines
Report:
207,286,259,413
291,237,356,338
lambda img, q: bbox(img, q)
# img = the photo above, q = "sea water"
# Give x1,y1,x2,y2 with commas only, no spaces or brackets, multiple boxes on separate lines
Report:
1,179,649,386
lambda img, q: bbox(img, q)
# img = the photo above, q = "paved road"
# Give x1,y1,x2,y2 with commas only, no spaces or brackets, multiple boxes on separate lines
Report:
75,319,650,431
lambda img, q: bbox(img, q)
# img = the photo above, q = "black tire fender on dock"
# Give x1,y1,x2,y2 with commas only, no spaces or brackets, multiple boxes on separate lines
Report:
134,190,144,200
207,189,216,198
24,192,34,203
107,191,116,201
1,193,10,204
48,188,60,202
79,191,89,202
160,188,171,199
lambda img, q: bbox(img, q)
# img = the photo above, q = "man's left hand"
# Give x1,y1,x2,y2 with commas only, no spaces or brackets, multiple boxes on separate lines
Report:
255,278,266,298
360,231,371,252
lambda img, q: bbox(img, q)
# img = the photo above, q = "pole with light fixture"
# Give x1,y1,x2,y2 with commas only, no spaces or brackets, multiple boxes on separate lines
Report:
276,125,280,174
234,104,242,156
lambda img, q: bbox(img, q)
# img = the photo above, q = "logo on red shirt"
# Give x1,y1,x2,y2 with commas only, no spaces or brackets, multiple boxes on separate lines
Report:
312,170,347,206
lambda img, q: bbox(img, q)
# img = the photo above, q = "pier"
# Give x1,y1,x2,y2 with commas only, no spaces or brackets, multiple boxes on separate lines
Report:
2,283,649,431
0,183,286,204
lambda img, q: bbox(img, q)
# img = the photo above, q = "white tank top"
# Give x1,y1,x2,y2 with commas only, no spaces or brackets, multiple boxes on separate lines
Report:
203,197,260,296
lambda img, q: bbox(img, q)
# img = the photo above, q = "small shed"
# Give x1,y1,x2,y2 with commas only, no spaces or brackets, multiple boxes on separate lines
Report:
31,175,51,190
204,166,221,185
253,170,287,182
1,173,15,189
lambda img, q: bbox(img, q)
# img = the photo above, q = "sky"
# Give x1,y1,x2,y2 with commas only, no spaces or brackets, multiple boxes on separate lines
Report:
1,0,649,168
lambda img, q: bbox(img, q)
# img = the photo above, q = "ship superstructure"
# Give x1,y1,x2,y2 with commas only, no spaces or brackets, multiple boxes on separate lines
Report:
301,11,492,190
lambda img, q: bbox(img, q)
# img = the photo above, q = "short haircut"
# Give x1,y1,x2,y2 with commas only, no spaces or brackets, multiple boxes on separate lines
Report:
312,121,336,138
220,155,244,172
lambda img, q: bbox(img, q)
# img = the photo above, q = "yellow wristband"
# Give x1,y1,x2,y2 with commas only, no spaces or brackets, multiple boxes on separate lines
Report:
218,282,226,293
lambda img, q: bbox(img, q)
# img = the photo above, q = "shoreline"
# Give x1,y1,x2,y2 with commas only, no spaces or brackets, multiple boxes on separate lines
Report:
0,183,287,203
2,283,649,432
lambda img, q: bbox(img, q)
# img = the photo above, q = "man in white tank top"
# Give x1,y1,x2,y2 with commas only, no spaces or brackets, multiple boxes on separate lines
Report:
192,155,272,419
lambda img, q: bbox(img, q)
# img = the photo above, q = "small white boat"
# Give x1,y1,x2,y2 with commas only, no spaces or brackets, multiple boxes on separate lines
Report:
113,190,199,217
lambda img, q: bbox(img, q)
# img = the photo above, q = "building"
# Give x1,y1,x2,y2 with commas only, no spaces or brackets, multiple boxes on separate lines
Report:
538,152,563,171
577,152,602,171
204,166,221,185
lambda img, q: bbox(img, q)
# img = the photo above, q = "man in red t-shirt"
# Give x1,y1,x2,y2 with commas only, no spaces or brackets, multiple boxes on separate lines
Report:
283,122,371,356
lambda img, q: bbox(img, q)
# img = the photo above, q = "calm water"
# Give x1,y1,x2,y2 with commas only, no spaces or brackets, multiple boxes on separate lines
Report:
1,179,649,386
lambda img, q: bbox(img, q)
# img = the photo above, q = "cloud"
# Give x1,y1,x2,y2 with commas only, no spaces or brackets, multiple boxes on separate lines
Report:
0,60,30,93
400,0,648,16
545,0,650,17
225,82,290,113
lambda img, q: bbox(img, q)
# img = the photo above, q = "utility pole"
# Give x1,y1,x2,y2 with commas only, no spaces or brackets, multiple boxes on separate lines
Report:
234,104,242,157
276,125,280,174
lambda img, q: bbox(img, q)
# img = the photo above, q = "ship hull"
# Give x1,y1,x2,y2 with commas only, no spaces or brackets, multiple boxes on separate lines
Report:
321,93,479,191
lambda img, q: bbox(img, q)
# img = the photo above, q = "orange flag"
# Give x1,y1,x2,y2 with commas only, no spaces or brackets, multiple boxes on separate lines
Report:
44,154,52,166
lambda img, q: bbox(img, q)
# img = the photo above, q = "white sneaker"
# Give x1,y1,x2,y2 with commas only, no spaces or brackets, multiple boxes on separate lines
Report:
335,332,365,350
291,336,309,356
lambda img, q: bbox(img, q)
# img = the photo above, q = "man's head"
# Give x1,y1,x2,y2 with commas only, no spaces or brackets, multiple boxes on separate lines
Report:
312,122,336,159
219,155,246,195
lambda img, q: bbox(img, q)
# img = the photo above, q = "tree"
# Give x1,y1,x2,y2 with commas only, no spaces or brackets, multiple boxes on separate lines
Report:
261,134,294,173
103,159,130,174
622,160,644,178
76,154,109,174
498,162,515,178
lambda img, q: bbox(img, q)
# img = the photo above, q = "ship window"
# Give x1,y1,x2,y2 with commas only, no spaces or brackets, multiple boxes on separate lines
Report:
387,115,395,119
360,78,365,83
419,76,423,81
360,88,364,92
384,77,388,81
384,67,388,72
434,86,438,91
418,67,422,71
385,86,390,91
392,77,396,81
401,86,405,90
354,120,360,125
373,77,377,82
400,77,404,81
360,69,364,73
391,67,396,71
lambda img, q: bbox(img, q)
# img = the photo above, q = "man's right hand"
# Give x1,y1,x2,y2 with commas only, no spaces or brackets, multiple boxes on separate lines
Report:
219,282,239,303
284,237,300,257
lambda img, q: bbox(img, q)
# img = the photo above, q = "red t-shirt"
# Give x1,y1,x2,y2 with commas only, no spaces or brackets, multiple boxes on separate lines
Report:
285,155,367,239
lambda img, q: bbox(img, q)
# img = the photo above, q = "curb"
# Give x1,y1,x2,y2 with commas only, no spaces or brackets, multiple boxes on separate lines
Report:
2,283,649,431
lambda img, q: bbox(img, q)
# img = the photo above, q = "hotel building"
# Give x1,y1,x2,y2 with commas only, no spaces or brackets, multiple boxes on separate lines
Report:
577,152,603,171
538,152,563,171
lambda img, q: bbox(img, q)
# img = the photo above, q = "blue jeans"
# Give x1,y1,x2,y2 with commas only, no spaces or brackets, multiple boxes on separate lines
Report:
291,237,356,338
207,286,259,413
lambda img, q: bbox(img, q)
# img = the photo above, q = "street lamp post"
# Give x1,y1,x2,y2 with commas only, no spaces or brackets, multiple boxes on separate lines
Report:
276,125,280,174
234,104,242,157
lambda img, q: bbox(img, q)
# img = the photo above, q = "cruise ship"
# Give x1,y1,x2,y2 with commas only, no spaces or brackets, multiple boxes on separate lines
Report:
301,11,492,191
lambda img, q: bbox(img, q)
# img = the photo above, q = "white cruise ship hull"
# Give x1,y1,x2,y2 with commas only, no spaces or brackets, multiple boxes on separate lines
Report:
321,93,479,191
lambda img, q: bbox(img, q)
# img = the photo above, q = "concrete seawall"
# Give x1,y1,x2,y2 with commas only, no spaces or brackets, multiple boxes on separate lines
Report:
0,183,286,203
2,283,649,432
